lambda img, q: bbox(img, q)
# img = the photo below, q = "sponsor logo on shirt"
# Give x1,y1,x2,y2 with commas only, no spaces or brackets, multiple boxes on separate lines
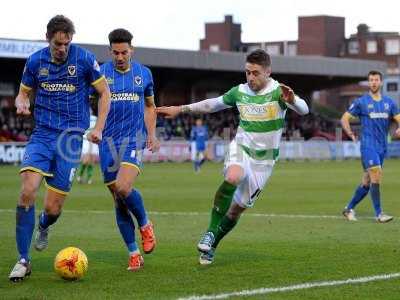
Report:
238,102,279,121
111,92,140,101
369,112,388,119
384,103,389,110
40,82,76,92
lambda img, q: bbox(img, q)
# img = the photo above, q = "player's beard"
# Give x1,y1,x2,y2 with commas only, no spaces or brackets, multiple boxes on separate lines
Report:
370,86,380,95
249,79,267,93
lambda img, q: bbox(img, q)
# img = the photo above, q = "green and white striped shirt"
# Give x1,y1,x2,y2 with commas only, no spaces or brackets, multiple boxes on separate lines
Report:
223,79,286,160
185,78,308,161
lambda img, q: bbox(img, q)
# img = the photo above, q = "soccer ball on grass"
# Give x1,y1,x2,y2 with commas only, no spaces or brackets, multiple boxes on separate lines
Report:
54,247,88,281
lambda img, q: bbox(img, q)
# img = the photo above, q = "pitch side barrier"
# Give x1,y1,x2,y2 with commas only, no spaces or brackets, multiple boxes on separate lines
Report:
1,141,400,164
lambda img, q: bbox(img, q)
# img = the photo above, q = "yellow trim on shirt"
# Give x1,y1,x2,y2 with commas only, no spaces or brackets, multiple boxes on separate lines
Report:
20,166,53,177
91,75,106,86
20,83,32,91
145,95,155,105
347,112,356,119
115,67,131,74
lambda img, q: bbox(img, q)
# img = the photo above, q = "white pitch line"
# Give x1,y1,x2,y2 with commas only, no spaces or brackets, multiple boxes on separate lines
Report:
177,272,400,300
0,209,378,219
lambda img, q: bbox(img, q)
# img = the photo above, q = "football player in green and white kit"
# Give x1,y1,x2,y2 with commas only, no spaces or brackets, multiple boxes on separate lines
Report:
156,49,309,265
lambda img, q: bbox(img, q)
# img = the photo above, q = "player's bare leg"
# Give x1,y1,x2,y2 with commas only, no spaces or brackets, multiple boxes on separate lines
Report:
10,171,42,282
34,189,67,251
19,171,43,206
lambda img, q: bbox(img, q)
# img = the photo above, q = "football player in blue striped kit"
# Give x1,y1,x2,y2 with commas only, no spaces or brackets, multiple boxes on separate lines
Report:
341,70,400,223
92,29,158,271
9,15,110,282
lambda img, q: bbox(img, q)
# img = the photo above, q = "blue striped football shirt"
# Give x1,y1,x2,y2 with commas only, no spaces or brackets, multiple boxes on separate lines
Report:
21,44,103,132
99,60,154,148
348,93,400,152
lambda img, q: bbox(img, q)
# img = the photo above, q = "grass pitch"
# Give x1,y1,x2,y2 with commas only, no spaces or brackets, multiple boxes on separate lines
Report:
0,160,399,299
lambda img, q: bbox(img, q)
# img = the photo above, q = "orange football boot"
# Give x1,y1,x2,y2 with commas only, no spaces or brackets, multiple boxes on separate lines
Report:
127,253,144,271
140,222,156,254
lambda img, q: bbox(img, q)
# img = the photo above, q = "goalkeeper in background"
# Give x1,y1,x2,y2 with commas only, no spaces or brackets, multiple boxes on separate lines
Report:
157,49,309,265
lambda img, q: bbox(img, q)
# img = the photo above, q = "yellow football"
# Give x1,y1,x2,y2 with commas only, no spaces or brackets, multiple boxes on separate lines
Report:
54,247,88,281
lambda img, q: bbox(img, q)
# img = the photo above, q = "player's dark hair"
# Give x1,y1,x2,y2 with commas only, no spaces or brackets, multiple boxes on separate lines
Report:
368,70,383,80
46,15,75,40
108,29,133,46
246,49,271,68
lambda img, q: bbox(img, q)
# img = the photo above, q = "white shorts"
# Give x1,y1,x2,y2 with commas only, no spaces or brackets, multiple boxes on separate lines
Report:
191,141,196,161
81,139,99,156
224,141,275,208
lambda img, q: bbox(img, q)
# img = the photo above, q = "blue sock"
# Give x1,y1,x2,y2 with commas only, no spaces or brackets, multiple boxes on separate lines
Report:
124,190,148,228
16,205,35,261
347,185,370,209
370,183,382,217
194,161,198,171
39,211,60,229
115,202,138,253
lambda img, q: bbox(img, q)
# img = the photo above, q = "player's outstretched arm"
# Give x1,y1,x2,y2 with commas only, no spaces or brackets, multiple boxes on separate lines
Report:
15,85,32,116
341,112,357,142
155,106,181,119
88,78,111,144
280,83,309,115
156,96,230,119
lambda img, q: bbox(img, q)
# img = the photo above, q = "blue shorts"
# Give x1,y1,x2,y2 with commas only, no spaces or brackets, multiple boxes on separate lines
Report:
21,126,83,194
361,148,385,170
196,143,206,152
99,141,143,185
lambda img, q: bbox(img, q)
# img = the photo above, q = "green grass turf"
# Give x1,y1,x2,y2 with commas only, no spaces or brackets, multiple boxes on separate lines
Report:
0,160,399,299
